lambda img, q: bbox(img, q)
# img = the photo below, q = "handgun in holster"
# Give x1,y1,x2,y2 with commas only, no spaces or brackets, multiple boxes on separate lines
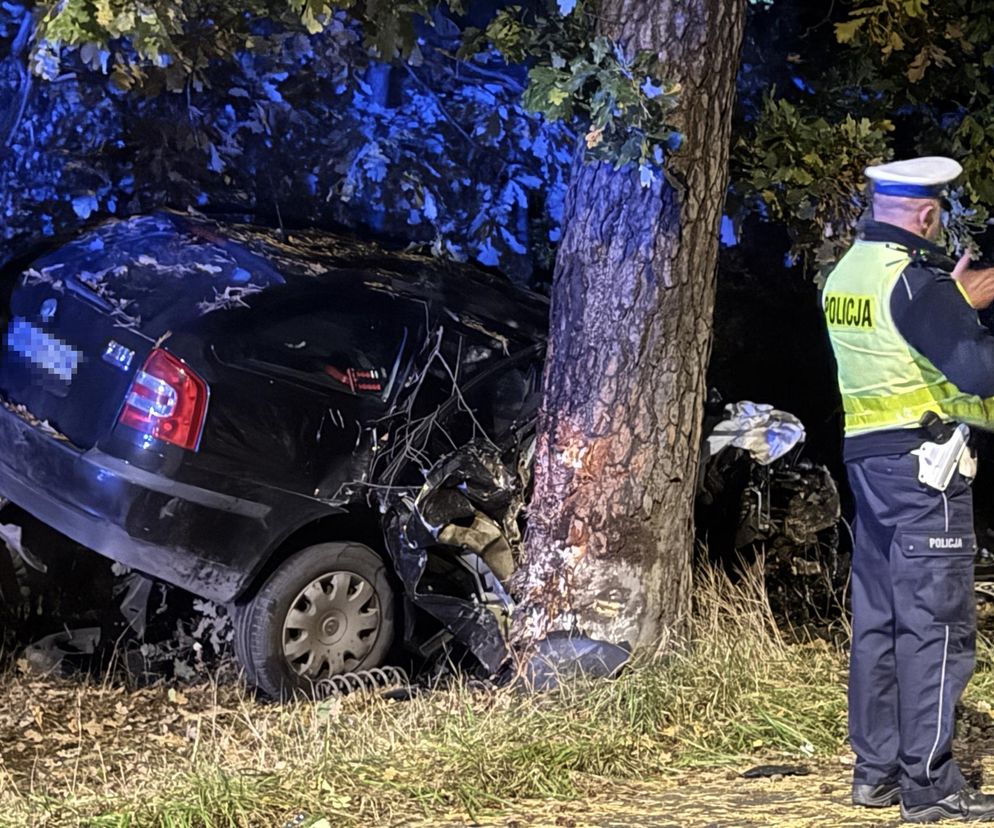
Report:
912,411,974,491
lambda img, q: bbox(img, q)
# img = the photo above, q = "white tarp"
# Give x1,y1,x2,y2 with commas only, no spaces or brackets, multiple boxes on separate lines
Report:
706,401,806,465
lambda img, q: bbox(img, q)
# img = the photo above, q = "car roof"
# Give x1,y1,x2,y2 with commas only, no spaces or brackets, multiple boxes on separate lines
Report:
168,210,549,345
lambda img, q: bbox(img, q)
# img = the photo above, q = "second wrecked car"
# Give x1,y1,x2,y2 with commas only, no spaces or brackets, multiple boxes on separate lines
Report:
0,211,547,696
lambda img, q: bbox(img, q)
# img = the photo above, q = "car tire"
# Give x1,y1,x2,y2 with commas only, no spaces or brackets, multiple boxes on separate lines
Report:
234,542,395,699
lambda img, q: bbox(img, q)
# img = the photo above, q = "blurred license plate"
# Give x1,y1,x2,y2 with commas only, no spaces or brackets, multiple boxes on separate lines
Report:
5,317,81,384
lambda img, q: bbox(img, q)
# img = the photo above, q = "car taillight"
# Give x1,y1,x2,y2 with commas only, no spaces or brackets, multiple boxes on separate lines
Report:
119,349,208,451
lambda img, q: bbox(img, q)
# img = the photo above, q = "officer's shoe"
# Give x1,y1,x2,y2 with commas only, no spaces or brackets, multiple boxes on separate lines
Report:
901,787,994,822
852,781,901,807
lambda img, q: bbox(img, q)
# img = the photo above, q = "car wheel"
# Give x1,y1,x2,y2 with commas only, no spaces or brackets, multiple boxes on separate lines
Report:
234,542,395,698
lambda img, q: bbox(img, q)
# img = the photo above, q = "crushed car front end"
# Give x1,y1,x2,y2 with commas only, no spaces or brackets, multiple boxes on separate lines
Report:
0,209,563,694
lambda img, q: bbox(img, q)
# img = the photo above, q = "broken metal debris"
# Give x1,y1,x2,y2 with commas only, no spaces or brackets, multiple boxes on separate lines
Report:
735,458,841,551
377,438,632,686
699,401,840,552
381,441,524,675
313,666,411,698
21,626,100,676
741,765,812,779
698,398,844,629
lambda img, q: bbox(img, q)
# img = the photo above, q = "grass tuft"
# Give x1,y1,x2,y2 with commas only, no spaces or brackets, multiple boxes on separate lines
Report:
0,564,862,827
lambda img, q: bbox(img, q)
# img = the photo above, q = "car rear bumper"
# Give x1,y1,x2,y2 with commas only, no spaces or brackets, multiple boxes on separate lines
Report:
0,402,280,602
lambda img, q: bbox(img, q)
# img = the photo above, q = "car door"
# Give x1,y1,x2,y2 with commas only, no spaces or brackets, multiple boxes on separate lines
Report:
206,283,425,500
369,318,543,488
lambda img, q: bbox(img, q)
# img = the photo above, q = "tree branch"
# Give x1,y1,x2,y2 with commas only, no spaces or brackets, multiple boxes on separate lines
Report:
2,9,36,150
402,62,481,152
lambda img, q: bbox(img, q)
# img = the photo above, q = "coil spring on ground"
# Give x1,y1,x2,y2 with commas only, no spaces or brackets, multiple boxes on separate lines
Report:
313,665,410,699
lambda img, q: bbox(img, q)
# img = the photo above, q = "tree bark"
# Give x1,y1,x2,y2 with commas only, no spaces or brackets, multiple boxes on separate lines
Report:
512,0,746,648
1,9,34,152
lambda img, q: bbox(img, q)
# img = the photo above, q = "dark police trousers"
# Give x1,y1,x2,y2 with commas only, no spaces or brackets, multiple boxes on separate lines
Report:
848,452,976,807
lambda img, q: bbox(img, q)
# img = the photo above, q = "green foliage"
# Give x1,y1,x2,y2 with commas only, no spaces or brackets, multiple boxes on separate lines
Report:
833,0,994,242
465,2,682,181
834,0,948,79
35,0,465,66
1,8,575,278
735,96,894,270
26,0,477,99
26,0,681,183
834,0,930,60
734,0,994,273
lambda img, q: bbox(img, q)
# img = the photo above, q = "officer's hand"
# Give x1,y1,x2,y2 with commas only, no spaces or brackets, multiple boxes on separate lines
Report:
953,253,994,309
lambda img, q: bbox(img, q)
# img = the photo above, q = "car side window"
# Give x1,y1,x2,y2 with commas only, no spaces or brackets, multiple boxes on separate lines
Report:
437,344,544,447
222,294,419,399
468,355,543,440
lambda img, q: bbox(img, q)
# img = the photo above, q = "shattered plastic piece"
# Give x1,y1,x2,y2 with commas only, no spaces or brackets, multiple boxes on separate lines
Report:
21,627,101,676
116,572,156,636
512,631,631,692
741,765,811,779
706,401,805,465
0,521,46,573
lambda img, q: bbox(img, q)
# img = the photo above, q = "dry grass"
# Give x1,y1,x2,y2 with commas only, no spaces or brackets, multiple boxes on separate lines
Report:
0,564,897,828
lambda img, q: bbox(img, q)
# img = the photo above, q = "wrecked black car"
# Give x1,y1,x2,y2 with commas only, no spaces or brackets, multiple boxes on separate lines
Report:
0,211,547,696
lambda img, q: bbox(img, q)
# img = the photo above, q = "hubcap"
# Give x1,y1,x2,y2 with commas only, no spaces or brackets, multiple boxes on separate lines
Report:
282,570,381,679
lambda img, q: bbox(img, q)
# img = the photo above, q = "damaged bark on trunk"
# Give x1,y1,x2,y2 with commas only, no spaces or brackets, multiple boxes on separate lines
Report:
512,0,746,648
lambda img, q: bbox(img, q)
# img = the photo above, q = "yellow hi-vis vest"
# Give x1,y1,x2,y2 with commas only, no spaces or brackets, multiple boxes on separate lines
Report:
823,239,994,435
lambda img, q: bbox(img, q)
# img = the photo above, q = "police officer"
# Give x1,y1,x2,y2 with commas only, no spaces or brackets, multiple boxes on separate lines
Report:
824,156,994,823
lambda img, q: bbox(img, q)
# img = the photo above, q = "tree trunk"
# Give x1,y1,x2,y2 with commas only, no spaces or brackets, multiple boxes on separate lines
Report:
0,10,34,153
512,0,746,648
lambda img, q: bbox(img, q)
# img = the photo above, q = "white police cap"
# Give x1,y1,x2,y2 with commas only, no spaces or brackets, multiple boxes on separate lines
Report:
865,156,963,198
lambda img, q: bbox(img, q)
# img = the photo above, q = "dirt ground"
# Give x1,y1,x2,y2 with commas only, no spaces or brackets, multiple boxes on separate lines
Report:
418,767,905,827
419,738,994,828
2,668,993,828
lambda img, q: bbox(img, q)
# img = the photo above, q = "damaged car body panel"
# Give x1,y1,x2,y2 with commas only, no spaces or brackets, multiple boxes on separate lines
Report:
382,441,531,674
0,210,547,689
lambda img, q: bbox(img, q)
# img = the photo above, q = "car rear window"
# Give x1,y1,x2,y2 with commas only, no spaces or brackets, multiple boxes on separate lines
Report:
24,214,285,328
